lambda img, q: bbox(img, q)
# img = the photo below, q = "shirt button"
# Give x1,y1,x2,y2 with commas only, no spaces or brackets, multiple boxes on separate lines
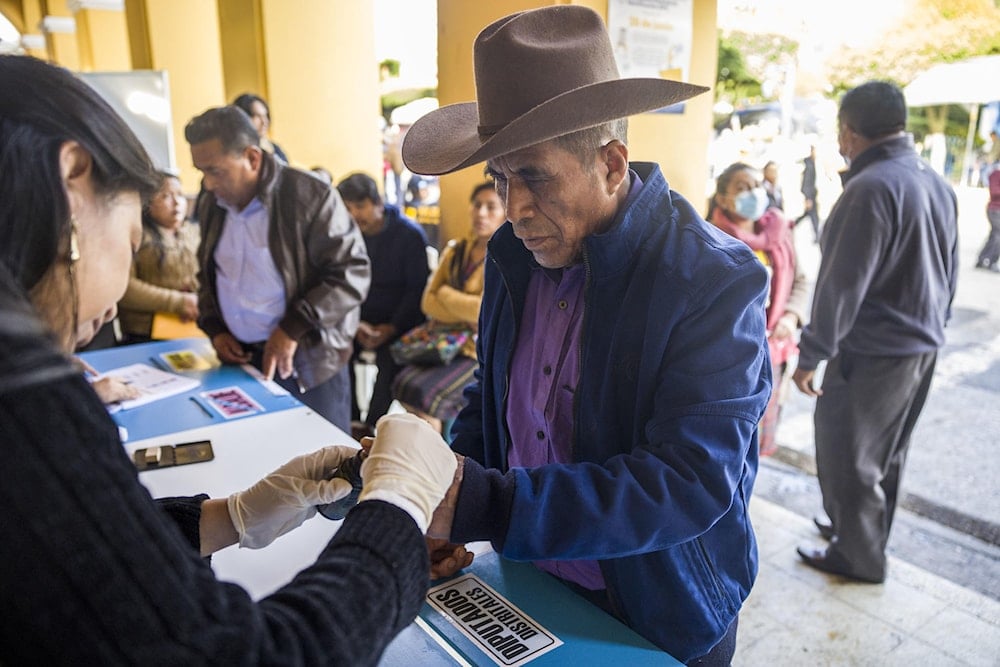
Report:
536,430,545,440
558,300,568,310
543,365,552,375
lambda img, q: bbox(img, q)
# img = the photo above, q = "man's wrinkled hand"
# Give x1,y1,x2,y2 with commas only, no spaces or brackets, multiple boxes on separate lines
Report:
263,328,298,380
427,537,473,580
212,332,252,364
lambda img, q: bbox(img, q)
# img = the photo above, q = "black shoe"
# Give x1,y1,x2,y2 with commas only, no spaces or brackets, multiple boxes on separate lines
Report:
796,546,884,583
813,517,835,541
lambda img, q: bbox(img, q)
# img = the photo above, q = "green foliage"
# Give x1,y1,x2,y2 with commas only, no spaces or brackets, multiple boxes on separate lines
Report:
716,30,797,106
908,105,973,143
825,0,1000,90
380,89,436,123
379,59,400,78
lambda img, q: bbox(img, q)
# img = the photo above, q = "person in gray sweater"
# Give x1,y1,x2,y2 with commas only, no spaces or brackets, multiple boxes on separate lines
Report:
0,54,455,666
792,81,959,584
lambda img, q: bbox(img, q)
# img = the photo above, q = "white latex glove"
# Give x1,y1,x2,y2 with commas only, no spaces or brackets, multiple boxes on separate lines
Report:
227,445,358,549
359,413,457,533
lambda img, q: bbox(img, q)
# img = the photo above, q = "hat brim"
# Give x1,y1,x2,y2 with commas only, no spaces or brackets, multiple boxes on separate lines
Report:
402,78,709,176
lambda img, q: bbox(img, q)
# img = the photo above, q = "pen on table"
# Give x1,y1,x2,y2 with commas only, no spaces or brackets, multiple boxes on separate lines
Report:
189,396,214,419
149,356,170,371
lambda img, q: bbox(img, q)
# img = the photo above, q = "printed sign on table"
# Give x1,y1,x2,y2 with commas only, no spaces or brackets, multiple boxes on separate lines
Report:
426,574,562,666
200,386,264,419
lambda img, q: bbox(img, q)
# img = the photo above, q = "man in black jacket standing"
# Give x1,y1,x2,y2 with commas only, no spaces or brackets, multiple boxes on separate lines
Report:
792,81,959,583
187,106,370,433
795,145,820,242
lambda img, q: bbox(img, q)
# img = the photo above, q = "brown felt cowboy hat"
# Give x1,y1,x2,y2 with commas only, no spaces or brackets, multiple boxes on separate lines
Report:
401,5,710,176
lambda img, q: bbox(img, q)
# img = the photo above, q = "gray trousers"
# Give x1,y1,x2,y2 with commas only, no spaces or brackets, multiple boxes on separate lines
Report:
814,350,937,581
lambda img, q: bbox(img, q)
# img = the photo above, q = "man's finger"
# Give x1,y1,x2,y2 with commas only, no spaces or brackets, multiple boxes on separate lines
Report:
262,355,276,381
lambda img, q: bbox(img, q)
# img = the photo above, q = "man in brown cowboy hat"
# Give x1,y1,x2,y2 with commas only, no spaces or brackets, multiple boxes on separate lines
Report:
397,6,770,664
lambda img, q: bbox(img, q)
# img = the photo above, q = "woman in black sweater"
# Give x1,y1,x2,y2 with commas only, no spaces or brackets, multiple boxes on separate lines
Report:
0,55,455,666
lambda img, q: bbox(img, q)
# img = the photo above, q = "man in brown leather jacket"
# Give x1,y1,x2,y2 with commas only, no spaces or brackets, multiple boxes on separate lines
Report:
186,106,370,432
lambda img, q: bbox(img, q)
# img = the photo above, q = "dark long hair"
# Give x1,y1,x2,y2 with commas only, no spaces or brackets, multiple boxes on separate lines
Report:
0,56,159,293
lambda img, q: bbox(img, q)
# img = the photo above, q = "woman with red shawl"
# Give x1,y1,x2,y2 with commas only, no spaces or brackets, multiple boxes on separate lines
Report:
709,162,810,455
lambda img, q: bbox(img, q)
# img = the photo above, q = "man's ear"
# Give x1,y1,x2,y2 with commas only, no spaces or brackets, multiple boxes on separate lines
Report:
601,140,629,195
245,145,264,172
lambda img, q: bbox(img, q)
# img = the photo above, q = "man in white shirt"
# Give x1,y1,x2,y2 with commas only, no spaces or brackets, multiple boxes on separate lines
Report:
186,106,370,432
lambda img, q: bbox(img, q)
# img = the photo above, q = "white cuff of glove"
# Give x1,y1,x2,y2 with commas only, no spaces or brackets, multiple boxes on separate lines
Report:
359,492,429,533
358,413,457,534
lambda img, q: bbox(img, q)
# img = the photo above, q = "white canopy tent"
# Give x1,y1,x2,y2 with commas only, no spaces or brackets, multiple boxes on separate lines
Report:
904,55,1000,107
904,55,1000,184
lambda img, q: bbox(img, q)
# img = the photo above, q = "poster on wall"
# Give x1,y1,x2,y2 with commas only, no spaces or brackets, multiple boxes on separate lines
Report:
607,0,693,114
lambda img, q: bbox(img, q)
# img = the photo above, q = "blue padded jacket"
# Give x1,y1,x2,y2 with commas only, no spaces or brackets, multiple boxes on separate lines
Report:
449,162,772,661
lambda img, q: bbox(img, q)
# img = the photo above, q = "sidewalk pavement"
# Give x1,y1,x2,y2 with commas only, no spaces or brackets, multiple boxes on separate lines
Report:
742,183,1000,663
737,495,1000,666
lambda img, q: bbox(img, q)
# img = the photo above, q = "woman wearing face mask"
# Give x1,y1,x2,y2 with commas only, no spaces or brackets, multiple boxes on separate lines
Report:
0,55,456,665
708,162,810,456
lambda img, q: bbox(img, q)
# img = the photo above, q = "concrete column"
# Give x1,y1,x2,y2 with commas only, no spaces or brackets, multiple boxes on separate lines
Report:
124,0,227,188
2,0,49,58
216,0,266,102
248,0,382,181
71,0,130,71
41,0,79,69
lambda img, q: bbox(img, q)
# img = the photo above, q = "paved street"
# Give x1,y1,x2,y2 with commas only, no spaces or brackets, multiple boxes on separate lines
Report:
758,184,1000,600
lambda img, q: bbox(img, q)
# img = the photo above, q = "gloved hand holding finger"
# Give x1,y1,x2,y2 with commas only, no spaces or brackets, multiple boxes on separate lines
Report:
227,445,359,549
358,413,457,533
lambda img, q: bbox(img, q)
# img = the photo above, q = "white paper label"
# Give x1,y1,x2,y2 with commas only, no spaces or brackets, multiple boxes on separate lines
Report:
426,574,563,666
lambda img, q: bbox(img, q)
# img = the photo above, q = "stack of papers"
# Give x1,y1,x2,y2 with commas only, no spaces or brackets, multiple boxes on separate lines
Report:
96,363,200,410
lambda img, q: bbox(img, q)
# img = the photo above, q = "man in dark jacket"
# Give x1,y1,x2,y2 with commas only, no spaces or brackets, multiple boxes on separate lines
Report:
336,173,429,432
396,7,770,664
186,106,370,433
794,145,820,242
793,81,959,584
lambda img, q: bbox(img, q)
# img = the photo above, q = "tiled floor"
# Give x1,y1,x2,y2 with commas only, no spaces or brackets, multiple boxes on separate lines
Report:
738,497,1000,666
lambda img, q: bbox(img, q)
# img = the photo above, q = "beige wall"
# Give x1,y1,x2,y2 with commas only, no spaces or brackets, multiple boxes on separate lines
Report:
257,0,382,182
75,7,131,72
434,0,717,245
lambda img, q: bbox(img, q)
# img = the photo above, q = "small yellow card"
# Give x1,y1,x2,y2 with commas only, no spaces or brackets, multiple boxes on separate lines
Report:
158,349,213,372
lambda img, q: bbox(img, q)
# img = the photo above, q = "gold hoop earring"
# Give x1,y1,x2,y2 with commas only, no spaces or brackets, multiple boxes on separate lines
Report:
69,217,81,263
68,216,80,348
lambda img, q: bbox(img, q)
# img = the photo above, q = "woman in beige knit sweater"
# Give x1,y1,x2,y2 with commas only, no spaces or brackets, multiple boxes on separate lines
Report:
118,172,200,341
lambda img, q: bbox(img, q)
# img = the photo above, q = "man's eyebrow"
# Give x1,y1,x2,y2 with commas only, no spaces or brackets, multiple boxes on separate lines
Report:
512,165,549,179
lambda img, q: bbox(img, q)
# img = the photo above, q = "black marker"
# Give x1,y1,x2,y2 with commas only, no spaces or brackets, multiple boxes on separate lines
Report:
189,396,214,419
149,356,170,371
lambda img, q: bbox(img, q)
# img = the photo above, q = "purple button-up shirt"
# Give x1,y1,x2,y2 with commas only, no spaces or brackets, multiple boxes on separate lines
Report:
506,262,604,589
504,171,644,591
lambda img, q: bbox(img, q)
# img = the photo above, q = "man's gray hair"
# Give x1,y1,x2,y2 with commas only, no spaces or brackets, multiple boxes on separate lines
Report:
553,118,629,165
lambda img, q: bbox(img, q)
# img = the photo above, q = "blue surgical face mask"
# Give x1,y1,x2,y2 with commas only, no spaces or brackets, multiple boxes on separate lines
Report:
733,187,769,221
